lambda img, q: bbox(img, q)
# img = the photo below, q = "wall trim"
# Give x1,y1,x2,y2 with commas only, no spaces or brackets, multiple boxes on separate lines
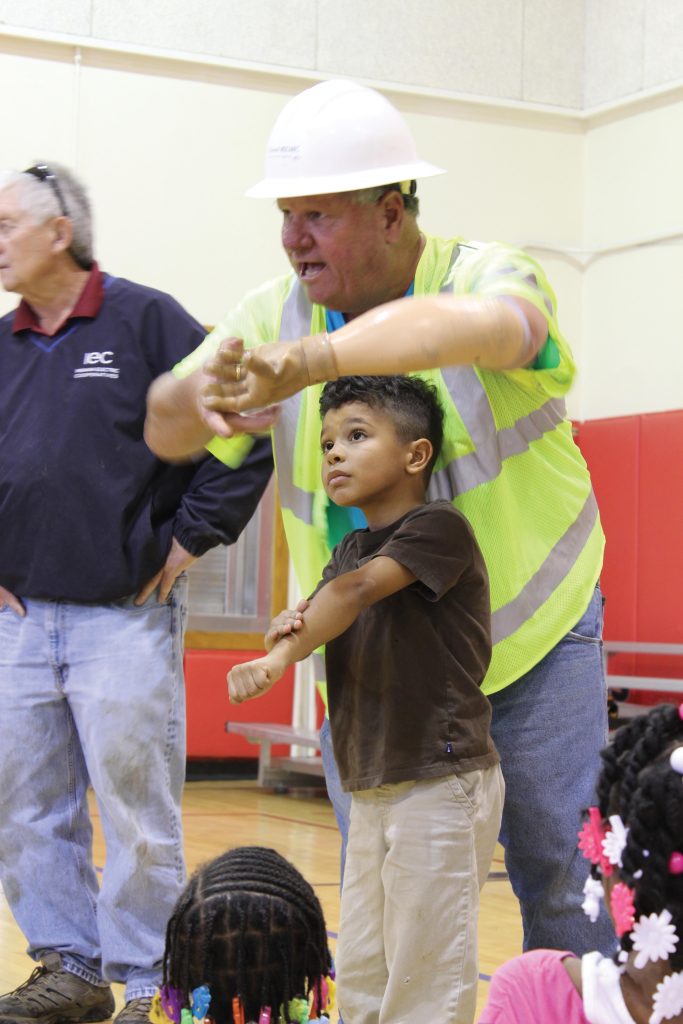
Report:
3,24,683,133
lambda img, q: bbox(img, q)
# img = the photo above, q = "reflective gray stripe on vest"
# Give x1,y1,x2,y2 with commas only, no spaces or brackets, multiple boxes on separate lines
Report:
431,246,568,497
428,367,568,499
273,280,315,524
275,282,325,677
490,489,599,644
280,274,314,341
312,651,326,682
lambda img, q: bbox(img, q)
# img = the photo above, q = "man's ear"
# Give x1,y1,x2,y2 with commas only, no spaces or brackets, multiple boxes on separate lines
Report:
406,438,433,475
51,215,74,256
380,190,405,241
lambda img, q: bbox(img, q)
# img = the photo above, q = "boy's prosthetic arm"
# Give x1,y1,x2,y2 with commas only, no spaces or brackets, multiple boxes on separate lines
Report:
203,294,538,416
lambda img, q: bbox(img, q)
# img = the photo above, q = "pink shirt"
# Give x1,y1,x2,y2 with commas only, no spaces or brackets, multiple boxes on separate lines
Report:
478,949,589,1024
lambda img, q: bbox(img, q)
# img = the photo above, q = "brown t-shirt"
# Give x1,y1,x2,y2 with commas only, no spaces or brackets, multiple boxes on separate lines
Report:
319,500,499,792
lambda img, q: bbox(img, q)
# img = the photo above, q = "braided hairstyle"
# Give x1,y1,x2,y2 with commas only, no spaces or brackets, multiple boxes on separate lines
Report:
163,846,332,1023
595,703,683,968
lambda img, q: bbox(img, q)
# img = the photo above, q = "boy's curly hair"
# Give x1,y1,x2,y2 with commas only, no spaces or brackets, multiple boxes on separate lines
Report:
320,374,444,476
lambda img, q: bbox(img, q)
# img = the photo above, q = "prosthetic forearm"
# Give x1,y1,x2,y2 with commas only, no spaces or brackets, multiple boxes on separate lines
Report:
207,294,538,415
299,293,534,384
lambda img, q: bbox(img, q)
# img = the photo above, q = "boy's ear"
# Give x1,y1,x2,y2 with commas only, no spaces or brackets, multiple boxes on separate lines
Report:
406,438,433,475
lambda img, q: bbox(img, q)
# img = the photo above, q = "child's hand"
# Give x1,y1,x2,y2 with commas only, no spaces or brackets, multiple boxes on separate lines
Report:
264,599,309,652
228,655,283,704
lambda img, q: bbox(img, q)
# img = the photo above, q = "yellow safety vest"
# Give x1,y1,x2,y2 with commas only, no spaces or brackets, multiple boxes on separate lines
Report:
175,233,604,696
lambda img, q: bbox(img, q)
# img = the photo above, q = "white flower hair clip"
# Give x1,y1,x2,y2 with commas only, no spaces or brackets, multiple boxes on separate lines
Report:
650,969,683,1024
603,814,629,868
670,746,683,776
631,908,680,970
581,875,604,923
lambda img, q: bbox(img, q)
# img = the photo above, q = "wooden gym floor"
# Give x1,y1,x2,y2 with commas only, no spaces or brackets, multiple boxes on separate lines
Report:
0,781,522,1021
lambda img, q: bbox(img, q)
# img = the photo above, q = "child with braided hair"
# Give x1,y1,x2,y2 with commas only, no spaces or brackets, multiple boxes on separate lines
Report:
149,846,335,1024
479,701,683,1024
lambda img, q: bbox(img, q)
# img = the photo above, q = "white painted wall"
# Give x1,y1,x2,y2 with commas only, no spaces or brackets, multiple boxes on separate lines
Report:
0,14,681,421
580,97,683,418
0,37,584,360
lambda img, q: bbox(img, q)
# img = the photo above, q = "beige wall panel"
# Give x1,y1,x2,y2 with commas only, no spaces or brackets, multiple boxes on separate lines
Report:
92,0,317,70
522,0,583,108
409,112,583,245
581,248,683,418
584,0,644,108
316,0,524,99
585,100,683,242
583,100,683,417
76,63,293,323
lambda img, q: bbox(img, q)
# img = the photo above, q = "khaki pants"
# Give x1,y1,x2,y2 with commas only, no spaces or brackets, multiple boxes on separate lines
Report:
336,765,504,1024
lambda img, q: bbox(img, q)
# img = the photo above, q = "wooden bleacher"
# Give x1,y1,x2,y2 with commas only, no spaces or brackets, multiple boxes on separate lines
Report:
225,721,324,789
605,640,683,694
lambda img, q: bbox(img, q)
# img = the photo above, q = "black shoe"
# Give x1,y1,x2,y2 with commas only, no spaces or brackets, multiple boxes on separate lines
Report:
112,999,153,1024
0,955,115,1024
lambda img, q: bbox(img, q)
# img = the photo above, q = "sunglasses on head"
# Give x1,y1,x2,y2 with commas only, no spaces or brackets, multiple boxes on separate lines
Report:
23,164,70,219
22,164,92,270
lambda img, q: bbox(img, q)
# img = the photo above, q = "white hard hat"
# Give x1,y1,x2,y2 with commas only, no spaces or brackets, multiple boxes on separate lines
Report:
246,79,445,199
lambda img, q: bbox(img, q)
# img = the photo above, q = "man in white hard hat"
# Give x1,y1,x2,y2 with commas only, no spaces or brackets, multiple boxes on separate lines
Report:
145,79,613,1020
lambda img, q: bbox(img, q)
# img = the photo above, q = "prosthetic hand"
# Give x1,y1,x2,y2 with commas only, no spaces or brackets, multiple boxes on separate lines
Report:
201,334,337,418
202,294,536,416
199,338,282,436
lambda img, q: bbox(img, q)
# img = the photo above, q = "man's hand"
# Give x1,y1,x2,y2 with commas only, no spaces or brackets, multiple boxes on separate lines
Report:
264,599,309,652
228,652,287,704
135,537,196,606
0,585,25,617
199,338,282,435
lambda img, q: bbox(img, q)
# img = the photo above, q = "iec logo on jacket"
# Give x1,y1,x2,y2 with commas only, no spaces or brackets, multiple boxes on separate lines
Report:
0,268,272,603
76,349,119,378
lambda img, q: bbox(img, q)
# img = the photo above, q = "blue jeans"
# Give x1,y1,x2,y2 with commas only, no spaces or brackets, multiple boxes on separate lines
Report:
489,584,615,955
321,585,615,957
0,579,188,999
319,715,352,882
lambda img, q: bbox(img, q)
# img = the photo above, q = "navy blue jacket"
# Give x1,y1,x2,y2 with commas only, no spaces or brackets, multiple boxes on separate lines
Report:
0,271,273,601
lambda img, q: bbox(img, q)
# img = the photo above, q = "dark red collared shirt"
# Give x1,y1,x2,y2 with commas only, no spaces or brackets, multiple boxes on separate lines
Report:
12,262,105,336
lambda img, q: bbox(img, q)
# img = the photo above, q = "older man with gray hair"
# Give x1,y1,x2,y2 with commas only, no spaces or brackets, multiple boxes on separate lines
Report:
0,163,272,1024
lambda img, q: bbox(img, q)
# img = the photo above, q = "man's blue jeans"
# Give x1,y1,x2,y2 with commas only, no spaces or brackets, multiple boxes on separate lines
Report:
0,579,188,999
320,585,615,955
319,715,352,882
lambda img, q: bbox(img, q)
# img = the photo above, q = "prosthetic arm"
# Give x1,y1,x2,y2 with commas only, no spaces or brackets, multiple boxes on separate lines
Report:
202,293,541,417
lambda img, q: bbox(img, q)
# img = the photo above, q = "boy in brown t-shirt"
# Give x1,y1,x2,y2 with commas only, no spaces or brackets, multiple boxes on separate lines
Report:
229,375,504,1024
